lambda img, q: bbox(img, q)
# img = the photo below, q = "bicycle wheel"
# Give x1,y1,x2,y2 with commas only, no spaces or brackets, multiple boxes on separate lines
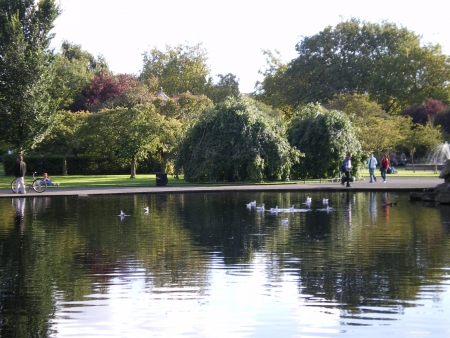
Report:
32,179,47,193
11,178,18,193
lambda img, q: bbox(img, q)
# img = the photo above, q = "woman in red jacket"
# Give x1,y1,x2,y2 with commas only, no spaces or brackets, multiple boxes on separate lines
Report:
381,154,389,183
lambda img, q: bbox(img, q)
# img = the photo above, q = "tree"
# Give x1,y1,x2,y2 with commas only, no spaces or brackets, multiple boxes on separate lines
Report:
80,71,152,112
206,73,240,103
287,104,361,179
50,41,107,111
325,93,388,122
80,105,167,178
401,121,443,172
262,19,450,114
140,43,210,96
0,0,60,152
357,115,410,160
152,92,213,172
401,98,447,125
254,49,293,117
175,97,301,182
434,107,450,135
37,110,90,175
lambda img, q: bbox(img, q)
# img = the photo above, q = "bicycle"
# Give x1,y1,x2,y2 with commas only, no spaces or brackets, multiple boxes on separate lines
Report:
11,172,47,193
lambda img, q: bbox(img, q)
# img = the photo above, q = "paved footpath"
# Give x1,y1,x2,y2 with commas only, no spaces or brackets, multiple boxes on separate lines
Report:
0,176,444,198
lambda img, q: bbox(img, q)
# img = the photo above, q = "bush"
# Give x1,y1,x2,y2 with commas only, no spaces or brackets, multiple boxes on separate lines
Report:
175,97,300,182
287,104,361,179
2,154,162,175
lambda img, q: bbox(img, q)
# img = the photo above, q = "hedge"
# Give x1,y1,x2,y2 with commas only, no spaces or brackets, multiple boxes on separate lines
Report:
2,154,163,176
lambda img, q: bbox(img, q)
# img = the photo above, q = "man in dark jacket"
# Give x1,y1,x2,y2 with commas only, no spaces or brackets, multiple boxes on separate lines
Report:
14,155,27,194
341,153,352,187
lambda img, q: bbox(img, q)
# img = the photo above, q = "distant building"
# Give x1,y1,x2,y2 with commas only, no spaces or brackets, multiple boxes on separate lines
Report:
155,87,168,101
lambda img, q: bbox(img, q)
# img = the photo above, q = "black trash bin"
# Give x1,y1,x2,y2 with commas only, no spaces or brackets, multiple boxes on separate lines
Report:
155,172,168,186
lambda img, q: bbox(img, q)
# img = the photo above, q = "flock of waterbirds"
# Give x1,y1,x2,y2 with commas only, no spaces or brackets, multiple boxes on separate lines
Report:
117,196,335,222
246,196,334,225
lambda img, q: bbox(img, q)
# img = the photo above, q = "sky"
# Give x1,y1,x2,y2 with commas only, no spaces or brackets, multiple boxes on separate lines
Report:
51,0,450,93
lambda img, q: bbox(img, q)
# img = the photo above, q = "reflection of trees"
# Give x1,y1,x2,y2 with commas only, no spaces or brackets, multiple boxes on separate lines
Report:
0,198,56,337
2,191,450,333
265,192,450,314
0,194,212,335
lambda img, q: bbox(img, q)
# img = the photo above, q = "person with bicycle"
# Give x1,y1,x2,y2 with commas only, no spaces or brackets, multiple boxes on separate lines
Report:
14,155,27,194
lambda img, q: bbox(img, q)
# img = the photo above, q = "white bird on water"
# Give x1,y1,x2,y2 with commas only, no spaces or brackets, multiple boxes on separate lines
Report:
323,198,328,204
246,200,257,208
281,218,289,225
256,204,265,212
144,207,149,213
118,210,129,220
306,196,312,203
269,206,279,213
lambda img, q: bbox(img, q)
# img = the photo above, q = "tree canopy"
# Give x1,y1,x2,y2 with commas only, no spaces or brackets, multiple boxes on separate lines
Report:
140,43,210,96
0,0,60,152
51,41,107,111
79,105,168,177
401,98,447,125
256,19,450,114
287,104,361,179
175,97,301,182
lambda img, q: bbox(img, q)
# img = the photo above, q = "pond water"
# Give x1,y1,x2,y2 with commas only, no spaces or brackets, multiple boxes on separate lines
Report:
1,191,450,337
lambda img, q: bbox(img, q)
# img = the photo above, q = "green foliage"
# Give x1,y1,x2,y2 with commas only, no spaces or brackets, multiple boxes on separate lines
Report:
2,153,164,176
434,107,450,135
38,110,90,156
0,0,60,152
287,104,361,179
401,121,443,163
254,49,293,117
50,41,103,111
140,43,210,96
79,105,167,177
260,19,450,114
325,93,388,121
358,115,411,158
151,92,213,172
175,97,301,182
206,73,240,103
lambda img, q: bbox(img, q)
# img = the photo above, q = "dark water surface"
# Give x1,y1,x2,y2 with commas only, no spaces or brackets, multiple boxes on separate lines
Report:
1,191,450,337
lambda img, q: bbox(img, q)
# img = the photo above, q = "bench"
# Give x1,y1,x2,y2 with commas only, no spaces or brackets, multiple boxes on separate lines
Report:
404,164,443,171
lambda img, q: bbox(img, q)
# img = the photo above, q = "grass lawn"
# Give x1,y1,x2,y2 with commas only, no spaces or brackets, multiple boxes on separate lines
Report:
0,162,441,189
360,167,440,178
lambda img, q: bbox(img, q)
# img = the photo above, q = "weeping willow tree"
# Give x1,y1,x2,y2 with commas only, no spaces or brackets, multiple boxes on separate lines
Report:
175,97,301,182
287,104,361,179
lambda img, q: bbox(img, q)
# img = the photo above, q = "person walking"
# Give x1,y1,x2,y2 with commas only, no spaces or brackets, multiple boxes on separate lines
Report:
14,155,27,194
381,154,389,183
341,153,352,187
367,153,378,183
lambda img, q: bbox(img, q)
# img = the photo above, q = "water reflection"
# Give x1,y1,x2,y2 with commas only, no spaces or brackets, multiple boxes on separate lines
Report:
13,197,25,233
0,192,450,337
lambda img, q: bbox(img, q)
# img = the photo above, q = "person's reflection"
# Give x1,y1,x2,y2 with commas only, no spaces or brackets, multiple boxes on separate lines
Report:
369,192,378,223
344,192,352,226
381,192,390,220
13,197,26,234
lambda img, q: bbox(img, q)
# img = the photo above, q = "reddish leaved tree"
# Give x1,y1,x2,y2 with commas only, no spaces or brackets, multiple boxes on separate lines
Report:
71,71,149,112
401,98,447,125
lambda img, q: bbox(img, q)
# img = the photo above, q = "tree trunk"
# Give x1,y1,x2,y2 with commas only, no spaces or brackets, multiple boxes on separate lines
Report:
62,156,68,176
411,150,416,173
130,156,137,178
